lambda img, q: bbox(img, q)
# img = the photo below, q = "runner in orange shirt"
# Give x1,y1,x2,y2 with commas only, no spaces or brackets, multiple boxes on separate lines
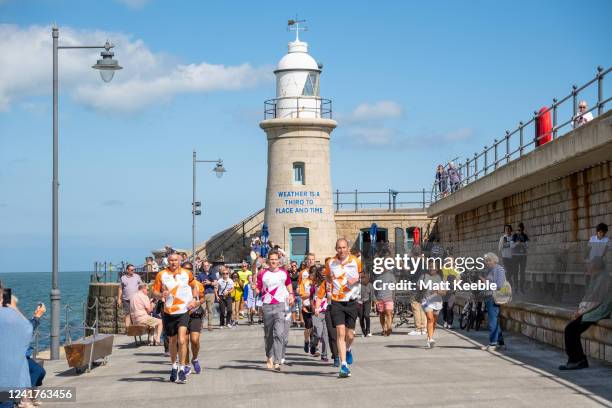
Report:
152,253,199,384
325,238,361,378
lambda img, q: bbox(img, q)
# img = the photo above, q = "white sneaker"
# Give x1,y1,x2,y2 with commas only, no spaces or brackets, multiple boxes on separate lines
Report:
408,330,421,336
366,333,372,337
443,322,448,328
428,338,436,348
419,330,427,335
281,358,286,364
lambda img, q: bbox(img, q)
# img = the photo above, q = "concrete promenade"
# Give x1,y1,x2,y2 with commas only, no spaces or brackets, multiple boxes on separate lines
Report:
42,320,612,408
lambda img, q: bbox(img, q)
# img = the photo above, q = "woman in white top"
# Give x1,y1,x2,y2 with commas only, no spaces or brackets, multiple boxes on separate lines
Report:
422,266,446,348
256,250,295,371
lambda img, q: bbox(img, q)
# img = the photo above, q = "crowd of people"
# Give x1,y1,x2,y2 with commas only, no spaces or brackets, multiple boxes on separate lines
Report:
0,223,609,406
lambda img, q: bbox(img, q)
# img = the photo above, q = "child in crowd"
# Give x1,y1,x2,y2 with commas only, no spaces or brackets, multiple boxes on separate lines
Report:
243,275,256,325
422,265,446,348
312,266,330,362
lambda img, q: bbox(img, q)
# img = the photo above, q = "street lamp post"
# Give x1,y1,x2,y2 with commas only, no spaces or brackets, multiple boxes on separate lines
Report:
50,26,122,360
192,150,226,264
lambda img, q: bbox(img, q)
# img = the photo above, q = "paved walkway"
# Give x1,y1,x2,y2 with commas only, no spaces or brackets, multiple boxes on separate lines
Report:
42,319,612,408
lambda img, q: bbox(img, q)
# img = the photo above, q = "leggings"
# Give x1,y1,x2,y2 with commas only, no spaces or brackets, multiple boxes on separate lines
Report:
218,297,233,326
324,305,339,359
441,294,455,325
357,300,371,335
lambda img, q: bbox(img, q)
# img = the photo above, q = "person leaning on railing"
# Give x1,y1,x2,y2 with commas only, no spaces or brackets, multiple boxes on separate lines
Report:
447,162,461,193
435,164,449,198
572,100,594,129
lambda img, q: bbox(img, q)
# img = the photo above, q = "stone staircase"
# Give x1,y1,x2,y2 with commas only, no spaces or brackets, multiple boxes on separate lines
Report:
196,208,264,263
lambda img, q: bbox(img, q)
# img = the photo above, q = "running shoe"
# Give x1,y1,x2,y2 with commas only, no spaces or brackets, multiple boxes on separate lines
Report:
176,368,187,384
169,367,178,382
281,358,286,365
333,356,340,367
192,360,201,374
183,365,192,376
428,338,436,348
303,342,310,353
346,350,353,365
339,364,351,378
408,330,421,336
366,333,372,337
321,356,329,362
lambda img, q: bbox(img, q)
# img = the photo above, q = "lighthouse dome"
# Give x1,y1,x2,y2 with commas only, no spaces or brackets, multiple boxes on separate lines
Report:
275,40,320,72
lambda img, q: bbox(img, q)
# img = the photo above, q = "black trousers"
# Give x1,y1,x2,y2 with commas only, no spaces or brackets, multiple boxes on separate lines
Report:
441,301,454,325
564,316,595,363
325,304,339,358
502,257,517,289
219,297,233,326
357,300,371,335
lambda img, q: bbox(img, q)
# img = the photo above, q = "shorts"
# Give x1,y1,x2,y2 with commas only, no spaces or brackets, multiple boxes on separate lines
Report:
139,316,159,328
422,301,443,313
303,312,313,329
330,300,358,329
188,316,203,333
121,300,131,315
246,298,255,309
162,312,189,337
376,300,394,312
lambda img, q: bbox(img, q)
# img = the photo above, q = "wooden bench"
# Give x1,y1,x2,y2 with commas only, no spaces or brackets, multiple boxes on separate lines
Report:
64,333,114,374
126,325,151,345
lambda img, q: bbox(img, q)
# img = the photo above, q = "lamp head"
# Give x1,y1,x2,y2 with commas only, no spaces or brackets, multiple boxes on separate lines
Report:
92,42,122,83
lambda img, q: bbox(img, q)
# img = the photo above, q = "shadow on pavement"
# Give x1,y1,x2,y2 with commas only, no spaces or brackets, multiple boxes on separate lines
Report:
445,328,612,404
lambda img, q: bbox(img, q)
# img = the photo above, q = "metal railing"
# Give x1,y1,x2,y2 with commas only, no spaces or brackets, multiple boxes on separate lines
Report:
264,97,332,119
334,189,430,212
90,261,126,282
431,66,611,202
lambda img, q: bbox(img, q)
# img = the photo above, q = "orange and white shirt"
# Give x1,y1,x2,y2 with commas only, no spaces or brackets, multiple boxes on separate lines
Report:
313,283,328,313
298,278,313,308
324,255,362,302
152,268,197,315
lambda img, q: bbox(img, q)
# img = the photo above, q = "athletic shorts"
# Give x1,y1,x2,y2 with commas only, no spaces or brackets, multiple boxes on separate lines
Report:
303,312,313,329
188,316,203,333
162,312,189,337
376,300,394,312
330,300,358,329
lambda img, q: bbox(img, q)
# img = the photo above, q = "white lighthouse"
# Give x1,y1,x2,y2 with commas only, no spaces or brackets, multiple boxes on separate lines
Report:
260,20,338,263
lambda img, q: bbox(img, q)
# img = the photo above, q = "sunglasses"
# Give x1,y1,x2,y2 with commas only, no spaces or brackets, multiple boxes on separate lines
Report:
579,105,586,109
222,273,229,275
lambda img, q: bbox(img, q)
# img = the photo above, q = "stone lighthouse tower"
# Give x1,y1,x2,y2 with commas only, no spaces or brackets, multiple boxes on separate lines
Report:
260,21,337,263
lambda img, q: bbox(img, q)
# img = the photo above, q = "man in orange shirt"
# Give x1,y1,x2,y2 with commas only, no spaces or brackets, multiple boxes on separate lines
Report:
152,253,199,384
325,238,361,378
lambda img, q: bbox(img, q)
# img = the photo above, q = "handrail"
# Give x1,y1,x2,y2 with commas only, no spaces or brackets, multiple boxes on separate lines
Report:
201,208,265,260
334,189,430,212
264,97,333,119
432,66,610,202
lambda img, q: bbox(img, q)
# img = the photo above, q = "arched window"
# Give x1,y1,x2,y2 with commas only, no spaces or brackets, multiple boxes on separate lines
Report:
293,162,305,185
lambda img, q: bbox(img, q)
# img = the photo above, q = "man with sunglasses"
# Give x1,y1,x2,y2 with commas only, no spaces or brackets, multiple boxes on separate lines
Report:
572,100,594,128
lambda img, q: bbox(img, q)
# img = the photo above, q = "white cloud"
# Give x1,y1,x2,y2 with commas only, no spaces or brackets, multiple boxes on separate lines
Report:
443,128,473,142
342,100,403,123
342,126,474,149
115,0,149,9
0,24,272,112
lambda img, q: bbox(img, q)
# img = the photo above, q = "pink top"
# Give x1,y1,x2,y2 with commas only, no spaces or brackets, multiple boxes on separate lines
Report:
256,268,291,304
129,292,151,325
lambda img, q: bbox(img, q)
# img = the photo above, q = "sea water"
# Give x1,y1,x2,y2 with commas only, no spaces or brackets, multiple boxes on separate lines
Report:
0,271,92,351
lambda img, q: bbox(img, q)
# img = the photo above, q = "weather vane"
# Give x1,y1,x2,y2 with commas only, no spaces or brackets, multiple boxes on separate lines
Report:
287,16,307,41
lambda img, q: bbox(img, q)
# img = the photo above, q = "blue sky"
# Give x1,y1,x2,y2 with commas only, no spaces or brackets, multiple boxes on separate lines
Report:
1,0,610,272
